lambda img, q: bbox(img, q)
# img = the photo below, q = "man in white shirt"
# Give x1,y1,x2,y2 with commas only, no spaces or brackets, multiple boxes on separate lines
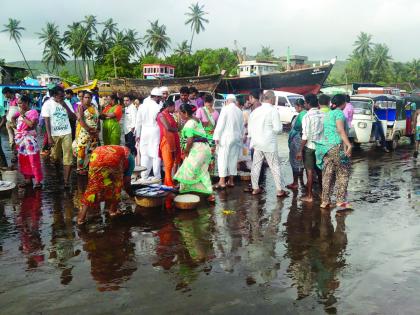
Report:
298,93,324,203
123,94,137,156
213,94,244,188
247,90,287,197
41,86,76,188
135,87,162,179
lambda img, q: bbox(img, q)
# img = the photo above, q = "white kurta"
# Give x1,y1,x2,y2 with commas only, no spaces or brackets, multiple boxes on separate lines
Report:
213,103,244,177
135,97,162,178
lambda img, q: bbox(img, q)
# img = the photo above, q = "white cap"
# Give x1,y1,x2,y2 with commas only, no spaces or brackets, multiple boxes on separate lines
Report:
151,87,163,96
226,94,236,101
160,86,169,93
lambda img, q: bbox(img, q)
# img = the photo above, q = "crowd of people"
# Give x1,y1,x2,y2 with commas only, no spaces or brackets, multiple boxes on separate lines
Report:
0,83,376,224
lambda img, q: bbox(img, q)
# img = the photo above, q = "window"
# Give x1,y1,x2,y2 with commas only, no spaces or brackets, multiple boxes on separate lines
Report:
277,96,287,106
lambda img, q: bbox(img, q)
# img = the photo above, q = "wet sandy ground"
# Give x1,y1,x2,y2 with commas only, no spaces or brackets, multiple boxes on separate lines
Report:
0,135,419,315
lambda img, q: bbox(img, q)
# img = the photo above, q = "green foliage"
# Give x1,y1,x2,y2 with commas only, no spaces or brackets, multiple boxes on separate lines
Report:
256,46,275,61
59,69,82,85
194,48,237,75
95,45,135,80
185,2,209,52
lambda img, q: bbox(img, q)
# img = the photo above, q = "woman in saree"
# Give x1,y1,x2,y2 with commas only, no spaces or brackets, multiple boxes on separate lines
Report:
174,103,215,202
77,145,135,225
157,99,181,187
315,94,353,209
12,95,43,188
72,91,99,175
100,94,123,145
195,94,219,173
286,99,306,190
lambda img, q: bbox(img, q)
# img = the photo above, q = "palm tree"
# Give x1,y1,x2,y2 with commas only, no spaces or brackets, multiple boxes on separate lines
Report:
63,22,82,73
102,18,118,39
38,22,68,73
354,32,373,59
185,2,209,53
83,15,97,34
371,43,391,82
1,18,34,77
124,29,142,56
408,59,420,82
144,20,171,57
174,40,190,56
95,31,111,63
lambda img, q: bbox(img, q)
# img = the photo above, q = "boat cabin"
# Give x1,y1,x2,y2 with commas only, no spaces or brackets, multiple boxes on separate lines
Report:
237,60,278,78
357,87,401,96
143,64,175,79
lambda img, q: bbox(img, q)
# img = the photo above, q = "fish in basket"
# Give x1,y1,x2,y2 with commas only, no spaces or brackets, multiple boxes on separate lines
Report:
135,187,168,208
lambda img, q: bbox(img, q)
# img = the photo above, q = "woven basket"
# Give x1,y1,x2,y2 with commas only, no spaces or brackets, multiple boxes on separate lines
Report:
174,194,200,210
239,172,251,181
135,196,163,208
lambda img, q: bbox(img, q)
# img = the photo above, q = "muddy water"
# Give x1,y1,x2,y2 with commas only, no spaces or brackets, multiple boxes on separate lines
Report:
0,135,419,315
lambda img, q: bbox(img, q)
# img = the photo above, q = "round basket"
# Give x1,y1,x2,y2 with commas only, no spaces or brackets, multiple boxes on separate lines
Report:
174,194,200,210
135,196,163,208
239,172,251,181
0,181,16,198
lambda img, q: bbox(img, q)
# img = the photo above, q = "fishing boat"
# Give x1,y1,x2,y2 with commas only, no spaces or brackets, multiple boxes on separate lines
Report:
69,79,98,93
108,72,225,97
216,58,336,95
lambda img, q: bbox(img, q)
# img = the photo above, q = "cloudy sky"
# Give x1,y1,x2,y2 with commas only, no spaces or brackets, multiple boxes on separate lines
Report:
1,0,419,63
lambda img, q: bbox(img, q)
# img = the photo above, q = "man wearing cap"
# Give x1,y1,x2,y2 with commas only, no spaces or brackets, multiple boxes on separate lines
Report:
213,95,244,188
135,87,163,179
160,86,169,102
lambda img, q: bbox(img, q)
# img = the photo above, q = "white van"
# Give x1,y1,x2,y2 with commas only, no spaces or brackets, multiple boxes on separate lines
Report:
266,90,304,124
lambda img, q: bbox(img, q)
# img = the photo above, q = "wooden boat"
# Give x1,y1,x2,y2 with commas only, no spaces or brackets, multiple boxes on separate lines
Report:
70,79,98,93
216,59,335,96
107,72,225,97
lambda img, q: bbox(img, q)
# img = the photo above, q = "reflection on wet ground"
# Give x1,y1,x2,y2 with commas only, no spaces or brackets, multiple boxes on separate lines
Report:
0,135,419,314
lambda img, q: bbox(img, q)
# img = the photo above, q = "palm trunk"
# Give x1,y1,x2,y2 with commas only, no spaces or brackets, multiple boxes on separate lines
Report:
189,31,195,54
15,40,34,77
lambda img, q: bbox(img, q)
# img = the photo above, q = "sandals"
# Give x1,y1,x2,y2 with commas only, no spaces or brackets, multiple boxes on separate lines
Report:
252,188,264,195
276,191,289,198
77,218,87,225
33,183,42,189
243,187,253,193
286,183,298,190
337,202,353,209
18,181,32,189
213,184,226,190
109,209,123,218
207,195,216,202
226,183,235,188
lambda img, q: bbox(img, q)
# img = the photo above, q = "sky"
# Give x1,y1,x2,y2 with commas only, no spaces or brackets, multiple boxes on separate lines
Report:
1,0,419,63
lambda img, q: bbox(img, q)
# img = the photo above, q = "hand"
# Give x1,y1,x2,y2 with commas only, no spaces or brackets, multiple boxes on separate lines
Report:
48,136,54,146
136,136,140,142
296,151,303,161
344,145,352,157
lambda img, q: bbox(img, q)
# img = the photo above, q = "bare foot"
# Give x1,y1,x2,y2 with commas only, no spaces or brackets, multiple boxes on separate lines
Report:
252,188,263,195
300,195,314,203
277,190,289,198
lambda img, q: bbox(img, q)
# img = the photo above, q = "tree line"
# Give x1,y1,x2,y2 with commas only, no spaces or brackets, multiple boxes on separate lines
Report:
329,32,420,89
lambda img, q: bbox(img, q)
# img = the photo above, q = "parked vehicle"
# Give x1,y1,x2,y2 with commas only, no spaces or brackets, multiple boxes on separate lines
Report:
268,90,304,124
350,94,414,150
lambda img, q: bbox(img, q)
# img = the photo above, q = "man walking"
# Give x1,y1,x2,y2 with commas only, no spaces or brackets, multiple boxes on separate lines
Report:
41,86,76,188
213,95,244,188
247,90,288,197
136,87,162,179
298,93,324,203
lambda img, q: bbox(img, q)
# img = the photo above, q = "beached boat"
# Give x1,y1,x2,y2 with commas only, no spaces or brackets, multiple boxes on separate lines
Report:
70,79,98,93
216,59,335,95
107,72,225,97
